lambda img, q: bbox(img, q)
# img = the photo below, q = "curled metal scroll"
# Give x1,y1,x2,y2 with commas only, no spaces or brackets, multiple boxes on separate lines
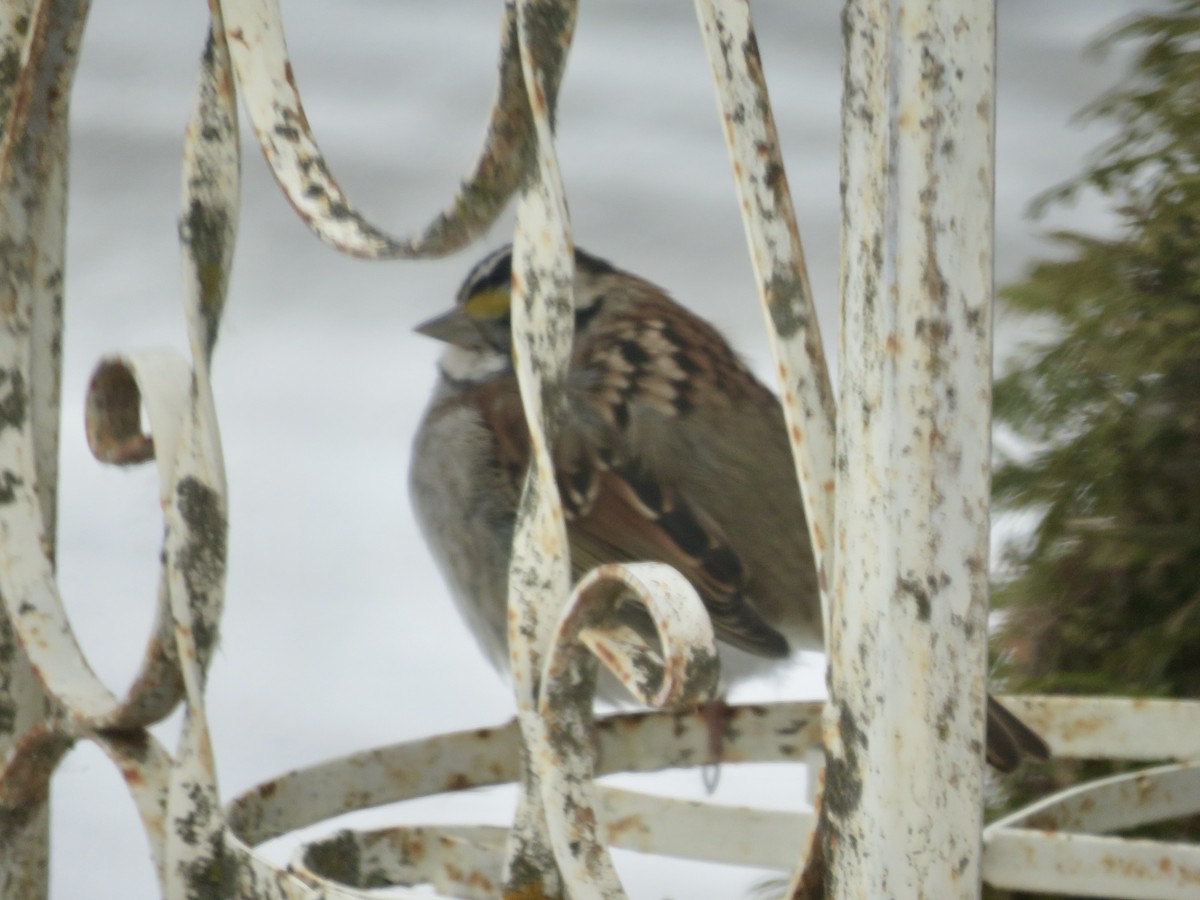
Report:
0,10,236,896
219,0,541,259
536,563,720,897
0,347,196,737
5,0,1200,897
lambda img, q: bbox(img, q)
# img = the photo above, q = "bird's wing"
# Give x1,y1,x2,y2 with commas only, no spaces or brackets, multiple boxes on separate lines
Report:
468,290,792,659
567,463,790,658
985,694,1051,772
560,291,791,658
478,389,789,657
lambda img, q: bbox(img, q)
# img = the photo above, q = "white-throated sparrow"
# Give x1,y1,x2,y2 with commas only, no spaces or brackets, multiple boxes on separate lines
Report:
410,245,1048,771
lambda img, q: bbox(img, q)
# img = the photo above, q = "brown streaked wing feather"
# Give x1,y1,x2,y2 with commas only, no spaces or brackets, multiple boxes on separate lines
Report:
560,289,791,656
468,377,532,496
468,375,612,522
464,286,790,658
568,468,789,658
573,288,772,429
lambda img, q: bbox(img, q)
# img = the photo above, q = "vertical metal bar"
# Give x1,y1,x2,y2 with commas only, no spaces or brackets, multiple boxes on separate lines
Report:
830,0,996,895
693,0,837,629
503,2,580,895
692,4,839,888
157,18,239,898
0,2,90,896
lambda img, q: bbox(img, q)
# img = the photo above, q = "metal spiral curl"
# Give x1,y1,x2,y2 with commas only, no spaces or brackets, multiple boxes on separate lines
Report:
220,0,543,259
4,0,1200,898
535,563,720,897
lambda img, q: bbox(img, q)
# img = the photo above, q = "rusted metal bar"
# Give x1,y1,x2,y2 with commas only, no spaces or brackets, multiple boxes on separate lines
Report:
535,563,718,896
999,695,1200,761
2,11,241,896
4,1,1199,898
984,761,1200,898
832,0,997,895
224,702,822,850
221,695,1200,896
0,1,91,895
225,703,823,895
504,0,581,892
693,1,839,890
158,16,239,898
216,0,538,259
693,0,837,628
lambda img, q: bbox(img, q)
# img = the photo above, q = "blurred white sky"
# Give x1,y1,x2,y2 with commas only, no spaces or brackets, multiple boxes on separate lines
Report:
46,1,1154,897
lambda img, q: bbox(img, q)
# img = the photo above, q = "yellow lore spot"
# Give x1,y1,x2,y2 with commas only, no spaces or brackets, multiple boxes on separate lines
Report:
465,287,512,319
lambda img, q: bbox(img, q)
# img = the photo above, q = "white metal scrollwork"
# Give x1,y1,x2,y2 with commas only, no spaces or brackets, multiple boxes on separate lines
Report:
1,1,1198,898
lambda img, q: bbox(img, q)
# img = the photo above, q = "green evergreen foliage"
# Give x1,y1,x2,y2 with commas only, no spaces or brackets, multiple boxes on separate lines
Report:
989,2,1200,895
994,0,1200,702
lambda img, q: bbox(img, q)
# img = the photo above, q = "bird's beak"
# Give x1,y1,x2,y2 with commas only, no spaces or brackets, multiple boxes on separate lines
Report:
414,307,479,347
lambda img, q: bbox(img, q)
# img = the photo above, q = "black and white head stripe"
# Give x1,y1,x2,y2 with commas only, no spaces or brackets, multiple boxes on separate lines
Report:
457,244,515,306
458,244,618,307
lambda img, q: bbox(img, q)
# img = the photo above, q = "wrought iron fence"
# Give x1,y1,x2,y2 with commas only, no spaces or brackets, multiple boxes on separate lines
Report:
1,0,1198,897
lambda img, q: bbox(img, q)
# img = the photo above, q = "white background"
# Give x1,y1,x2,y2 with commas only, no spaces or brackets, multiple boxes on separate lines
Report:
48,2,1148,897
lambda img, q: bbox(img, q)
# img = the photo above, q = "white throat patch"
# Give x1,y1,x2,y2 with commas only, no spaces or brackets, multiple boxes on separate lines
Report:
438,344,510,385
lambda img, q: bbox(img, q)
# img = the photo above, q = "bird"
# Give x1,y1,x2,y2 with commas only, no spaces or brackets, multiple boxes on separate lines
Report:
409,244,1049,772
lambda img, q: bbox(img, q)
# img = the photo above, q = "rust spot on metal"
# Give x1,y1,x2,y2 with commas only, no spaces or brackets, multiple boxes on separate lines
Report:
1057,713,1106,743
604,813,648,844
0,722,74,809
588,643,619,681
406,833,428,859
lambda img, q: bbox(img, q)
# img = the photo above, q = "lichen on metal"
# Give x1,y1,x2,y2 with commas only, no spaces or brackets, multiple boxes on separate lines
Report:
535,563,719,896
694,2,839,891
831,0,996,894
693,0,837,606
219,0,541,259
0,2,94,895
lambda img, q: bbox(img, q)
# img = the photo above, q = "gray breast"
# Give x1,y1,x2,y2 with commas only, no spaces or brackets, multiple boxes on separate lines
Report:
409,390,517,671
